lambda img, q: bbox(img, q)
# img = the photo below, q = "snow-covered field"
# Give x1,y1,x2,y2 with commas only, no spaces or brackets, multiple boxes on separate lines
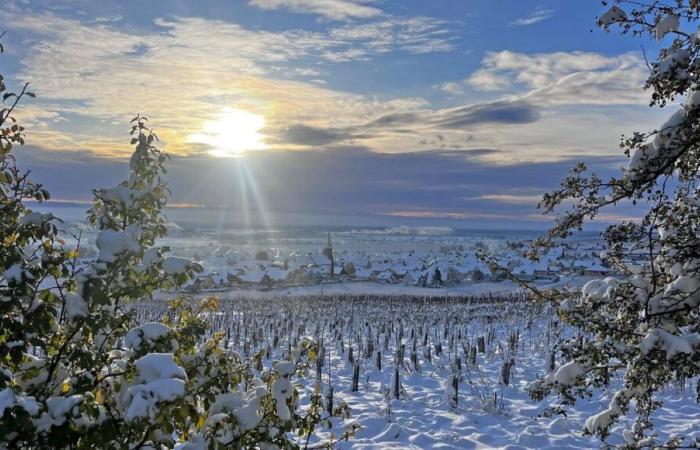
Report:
134,293,700,449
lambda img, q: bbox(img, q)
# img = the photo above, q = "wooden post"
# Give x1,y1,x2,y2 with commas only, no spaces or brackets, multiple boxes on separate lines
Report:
351,364,360,392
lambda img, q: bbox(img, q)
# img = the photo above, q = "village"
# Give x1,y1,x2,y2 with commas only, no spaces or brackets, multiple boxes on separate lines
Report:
181,232,617,292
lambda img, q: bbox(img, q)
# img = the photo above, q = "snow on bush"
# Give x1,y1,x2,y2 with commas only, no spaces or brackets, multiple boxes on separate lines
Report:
0,76,327,448
125,322,172,350
515,3,700,447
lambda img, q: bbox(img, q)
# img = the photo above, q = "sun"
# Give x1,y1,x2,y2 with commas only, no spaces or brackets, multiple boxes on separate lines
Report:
188,108,268,157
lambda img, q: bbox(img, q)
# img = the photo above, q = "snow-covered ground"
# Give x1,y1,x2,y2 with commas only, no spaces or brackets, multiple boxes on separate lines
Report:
134,293,700,449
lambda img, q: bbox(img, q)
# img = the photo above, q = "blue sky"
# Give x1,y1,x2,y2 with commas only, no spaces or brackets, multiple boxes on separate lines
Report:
2,0,668,228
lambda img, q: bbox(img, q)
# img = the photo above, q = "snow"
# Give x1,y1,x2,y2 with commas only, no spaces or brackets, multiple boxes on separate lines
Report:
126,353,187,421
64,293,88,320
0,389,17,417
640,328,696,360
208,392,245,415
687,90,700,107
581,277,617,301
273,361,296,377
125,322,171,350
96,227,141,262
584,390,626,435
2,264,30,284
626,108,685,174
37,395,83,430
271,377,293,421
598,6,627,26
20,211,53,226
100,185,148,205
163,256,191,275
126,378,186,421
656,14,679,40
123,287,700,449
553,361,586,386
134,353,186,383
668,275,700,294
137,247,162,272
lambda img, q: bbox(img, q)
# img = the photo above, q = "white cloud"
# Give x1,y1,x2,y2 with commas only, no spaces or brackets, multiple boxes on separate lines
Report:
436,81,465,95
464,50,648,105
249,0,382,20
2,9,661,165
478,193,542,204
1,10,457,153
509,8,554,27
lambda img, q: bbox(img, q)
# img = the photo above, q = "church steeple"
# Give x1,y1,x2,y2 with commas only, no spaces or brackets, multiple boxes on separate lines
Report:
322,232,334,277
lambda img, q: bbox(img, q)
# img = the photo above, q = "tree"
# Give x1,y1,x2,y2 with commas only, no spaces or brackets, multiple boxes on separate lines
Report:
483,2,700,447
0,43,326,449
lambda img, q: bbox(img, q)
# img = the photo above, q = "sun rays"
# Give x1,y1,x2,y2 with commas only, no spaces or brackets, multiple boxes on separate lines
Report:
188,108,268,157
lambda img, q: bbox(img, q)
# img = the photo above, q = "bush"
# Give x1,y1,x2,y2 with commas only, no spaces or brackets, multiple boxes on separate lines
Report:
0,44,324,449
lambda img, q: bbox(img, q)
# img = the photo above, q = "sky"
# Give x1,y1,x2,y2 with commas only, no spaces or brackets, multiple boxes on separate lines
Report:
2,0,671,229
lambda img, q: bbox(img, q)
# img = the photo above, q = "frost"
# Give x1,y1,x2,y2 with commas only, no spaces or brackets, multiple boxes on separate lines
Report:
598,6,627,26
656,14,679,40
125,322,171,350
96,227,141,263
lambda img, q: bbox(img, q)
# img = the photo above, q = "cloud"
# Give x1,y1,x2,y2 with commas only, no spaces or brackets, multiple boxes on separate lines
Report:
433,101,540,129
16,144,634,227
436,81,465,95
3,10,454,155
478,194,543,205
466,51,648,105
509,8,554,27
275,124,359,145
361,101,540,132
249,0,382,21
3,8,660,165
